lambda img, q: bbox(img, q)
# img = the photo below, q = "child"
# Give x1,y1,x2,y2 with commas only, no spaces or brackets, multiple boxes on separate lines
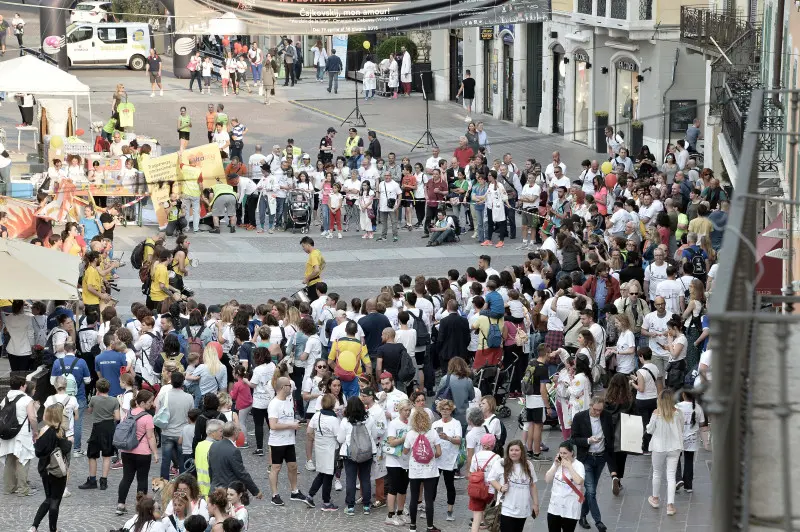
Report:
79,378,120,491
220,63,230,96
226,480,250,531
230,365,252,448
179,408,201,462
676,390,705,493
506,289,526,324
118,157,137,186
184,514,208,532
118,372,136,421
217,391,239,427
184,352,202,407
202,57,213,95
101,114,118,141
328,182,343,239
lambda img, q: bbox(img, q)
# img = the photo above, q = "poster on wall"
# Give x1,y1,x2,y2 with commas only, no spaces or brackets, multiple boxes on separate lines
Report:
332,34,348,78
175,0,551,35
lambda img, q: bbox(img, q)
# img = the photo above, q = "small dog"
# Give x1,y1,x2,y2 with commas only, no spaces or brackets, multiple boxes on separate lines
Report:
151,477,174,517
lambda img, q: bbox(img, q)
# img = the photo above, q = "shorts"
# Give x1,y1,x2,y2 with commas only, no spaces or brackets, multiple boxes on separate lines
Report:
212,194,237,217
386,466,409,495
203,76,211,86
221,78,229,87
414,349,426,368
87,420,116,458
178,131,190,141
651,356,667,376
464,98,474,110
237,72,247,82
270,444,297,465
521,210,538,227
149,72,161,84
468,494,492,512
526,407,545,424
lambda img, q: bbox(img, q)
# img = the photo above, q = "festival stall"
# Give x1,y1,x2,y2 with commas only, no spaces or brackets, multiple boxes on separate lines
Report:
0,238,80,300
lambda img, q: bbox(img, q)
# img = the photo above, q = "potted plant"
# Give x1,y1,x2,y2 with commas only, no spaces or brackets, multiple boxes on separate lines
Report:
595,111,609,154
630,120,643,156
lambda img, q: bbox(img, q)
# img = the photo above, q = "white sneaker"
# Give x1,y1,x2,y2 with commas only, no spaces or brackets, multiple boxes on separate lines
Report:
326,233,333,239
160,89,164,96
150,92,155,98
63,488,71,498
385,516,400,526
305,460,316,471
337,232,342,239
334,479,342,491
400,513,411,524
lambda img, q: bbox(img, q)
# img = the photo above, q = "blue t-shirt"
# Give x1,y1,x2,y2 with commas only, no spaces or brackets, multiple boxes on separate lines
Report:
80,217,102,242
248,318,262,337
50,355,91,402
594,277,608,309
94,350,128,396
47,307,75,332
681,245,708,263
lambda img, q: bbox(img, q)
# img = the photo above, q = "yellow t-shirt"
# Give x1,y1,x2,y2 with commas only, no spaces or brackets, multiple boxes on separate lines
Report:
82,265,102,305
150,263,170,302
305,249,325,286
142,238,156,265
0,299,12,307
328,337,369,376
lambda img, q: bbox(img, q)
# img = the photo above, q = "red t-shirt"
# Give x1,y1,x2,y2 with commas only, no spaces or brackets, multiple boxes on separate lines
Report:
454,147,474,168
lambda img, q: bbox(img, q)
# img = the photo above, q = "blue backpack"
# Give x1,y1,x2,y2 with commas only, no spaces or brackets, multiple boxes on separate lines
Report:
167,330,189,357
486,318,503,349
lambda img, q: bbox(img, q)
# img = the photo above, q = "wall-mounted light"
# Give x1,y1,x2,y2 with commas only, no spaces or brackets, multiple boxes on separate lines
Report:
586,62,592,69
641,66,652,74
636,74,645,82
563,57,570,64
601,67,608,74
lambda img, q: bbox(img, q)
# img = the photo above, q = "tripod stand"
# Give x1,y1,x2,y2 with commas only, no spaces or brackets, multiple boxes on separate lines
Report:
341,52,367,128
411,72,437,152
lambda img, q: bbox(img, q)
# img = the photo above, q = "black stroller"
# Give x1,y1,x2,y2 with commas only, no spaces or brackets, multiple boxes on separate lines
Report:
286,190,312,233
473,352,518,418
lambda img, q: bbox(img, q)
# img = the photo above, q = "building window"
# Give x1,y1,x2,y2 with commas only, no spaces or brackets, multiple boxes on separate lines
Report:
574,51,590,144
614,58,639,143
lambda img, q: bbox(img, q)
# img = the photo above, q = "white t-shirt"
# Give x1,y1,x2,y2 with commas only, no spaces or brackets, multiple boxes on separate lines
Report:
615,330,637,374
677,400,704,452
482,415,502,438
520,183,541,209
636,362,660,400
267,396,296,447
302,375,324,415
44,393,78,436
250,362,275,409
404,429,442,479
383,387,408,420
642,311,670,358
488,460,538,518
212,130,231,156
469,450,499,495
394,328,417,357
609,209,631,234
385,417,410,469
465,426,483,452
670,334,688,361
695,349,712,387
655,279,684,315
547,460,586,520
644,263,669,302
432,418,462,471
378,180,402,212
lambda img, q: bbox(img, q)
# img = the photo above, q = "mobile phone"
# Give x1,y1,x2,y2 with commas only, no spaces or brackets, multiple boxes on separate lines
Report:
556,456,562,463
435,427,444,434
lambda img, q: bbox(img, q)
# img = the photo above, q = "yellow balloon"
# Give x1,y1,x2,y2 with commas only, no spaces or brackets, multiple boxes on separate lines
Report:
50,135,63,149
363,40,371,50
600,161,613,175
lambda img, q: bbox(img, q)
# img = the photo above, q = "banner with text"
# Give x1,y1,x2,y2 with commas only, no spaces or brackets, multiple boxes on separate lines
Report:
142,152,179,228
175,0,551,35
180,144,226,190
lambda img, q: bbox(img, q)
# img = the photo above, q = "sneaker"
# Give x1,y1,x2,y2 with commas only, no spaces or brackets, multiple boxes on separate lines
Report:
446,511,455,521
321,502,339,512
372,500,387,508
116,504,127,515
63,488,72,498
495,241,505,248
17,488,38,497
532,453,549,461
393,237,399,242
326,233,333,239
305,460,316,471
338,232,342,239
160,89,164,96
271,494,285,506
99,477,108,490
78,477,97,490
385,516,402,526
72,449,85,458
363,505,371,515
253,448,264,456
305,496,316,508
334,479,343,491
612,476,621,495
291,490,313,507
400,514,411,524
685,488,693,493
344,507,355,517
209,227,220,234
541,443,550,452
110,460,123,470
409,526,417,532
481,240,492,246
675,480,684,492
150,92,155,98
237,442,250,449
230,225,236,233
426,527,441,532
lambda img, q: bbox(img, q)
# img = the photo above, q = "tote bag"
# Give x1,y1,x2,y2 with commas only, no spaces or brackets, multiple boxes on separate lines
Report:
619,413,643,454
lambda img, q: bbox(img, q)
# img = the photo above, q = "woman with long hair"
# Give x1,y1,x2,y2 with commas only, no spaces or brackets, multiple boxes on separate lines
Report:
403,406,443,532
604,373,636,495
358,180,375,239
489,440,539,532
191,344,227,397
170,234,190,293
545,440,585,531
646,390,684,516
483,170,509,248
661,153,678,184
593,175,611,217
226,480,250,530
432,399,462,521
608,313,636,375
336,396,377,515
675,389,705,493
563,353,593,432
681,278,706,372
61,222,82,257
116,390,159,516
207,487,229,531
28,404,71,532
120,494,162,532
164,473,210,520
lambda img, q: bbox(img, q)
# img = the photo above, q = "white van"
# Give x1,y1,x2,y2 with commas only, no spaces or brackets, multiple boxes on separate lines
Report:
66,23,152,70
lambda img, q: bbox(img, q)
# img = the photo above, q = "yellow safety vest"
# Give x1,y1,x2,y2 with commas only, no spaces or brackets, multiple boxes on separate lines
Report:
195,439,213,497
210,183,236,208
344,135,361,157
282,146,302,161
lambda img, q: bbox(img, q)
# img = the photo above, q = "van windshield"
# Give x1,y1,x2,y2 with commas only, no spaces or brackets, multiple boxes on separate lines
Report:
76,4,96,10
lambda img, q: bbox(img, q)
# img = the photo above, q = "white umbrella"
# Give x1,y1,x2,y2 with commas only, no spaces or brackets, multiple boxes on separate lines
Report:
0,239,80,301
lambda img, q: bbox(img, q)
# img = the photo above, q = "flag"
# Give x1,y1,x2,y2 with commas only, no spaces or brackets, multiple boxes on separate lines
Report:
36,180,80,223
0,196,38,239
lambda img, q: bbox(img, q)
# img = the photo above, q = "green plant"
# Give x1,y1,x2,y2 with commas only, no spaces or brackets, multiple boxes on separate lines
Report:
111,0,161,22
376,36,419,63
347,34,368,54
594,111,609,117
631,120,643,127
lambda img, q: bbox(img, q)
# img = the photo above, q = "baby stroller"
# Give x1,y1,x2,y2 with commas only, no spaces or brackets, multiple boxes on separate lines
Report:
473,352,518,418
286,190,312,233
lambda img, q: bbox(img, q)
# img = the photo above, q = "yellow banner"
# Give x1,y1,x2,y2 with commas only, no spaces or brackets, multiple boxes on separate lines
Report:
180,144,225,189
143,152,180,185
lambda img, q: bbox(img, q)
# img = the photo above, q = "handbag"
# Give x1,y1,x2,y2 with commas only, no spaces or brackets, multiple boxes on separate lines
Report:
619,412,643,453
366,208,375,220
484,498,502,532
47,447,69,478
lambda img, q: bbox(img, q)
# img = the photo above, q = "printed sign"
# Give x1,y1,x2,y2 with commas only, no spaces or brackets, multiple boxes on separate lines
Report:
180,144,226,189
480,26,495,40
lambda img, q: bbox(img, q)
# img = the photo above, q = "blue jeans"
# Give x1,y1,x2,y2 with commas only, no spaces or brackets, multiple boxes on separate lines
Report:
258,195,274,230
74,396,87,450
160,435,183,479
327,72,339,92
344,458,372,508
475,206,486,241
316,65,325,80
429,228,454,245
275,197,286,228
251,63,262,83
581,454,606,524
320,204,330,231
341,378,360,399
364,89,375,99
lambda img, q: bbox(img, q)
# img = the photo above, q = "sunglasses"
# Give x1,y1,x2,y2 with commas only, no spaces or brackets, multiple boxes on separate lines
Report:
629,292,640,295
315,365,327,369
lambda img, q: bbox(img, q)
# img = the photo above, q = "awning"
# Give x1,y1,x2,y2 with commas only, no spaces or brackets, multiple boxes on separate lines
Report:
755,213,784,296
0,239,80,301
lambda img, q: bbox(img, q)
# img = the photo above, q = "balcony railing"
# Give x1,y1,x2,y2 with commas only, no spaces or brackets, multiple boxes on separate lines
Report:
722,96,746,162
572,0,653,24
680,6,751,52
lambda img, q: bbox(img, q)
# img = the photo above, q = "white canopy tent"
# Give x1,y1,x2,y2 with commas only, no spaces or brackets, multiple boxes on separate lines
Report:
0,55,93,133
0,238,80,301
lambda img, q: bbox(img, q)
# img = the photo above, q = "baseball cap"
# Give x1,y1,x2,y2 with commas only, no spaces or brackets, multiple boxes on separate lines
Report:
302,153,310,159
379,371,393,381
208,304,222,314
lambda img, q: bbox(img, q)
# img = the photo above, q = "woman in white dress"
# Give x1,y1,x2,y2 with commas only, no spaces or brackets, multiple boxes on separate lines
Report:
360,56,378,100
311,40,328,82
388,52,399,99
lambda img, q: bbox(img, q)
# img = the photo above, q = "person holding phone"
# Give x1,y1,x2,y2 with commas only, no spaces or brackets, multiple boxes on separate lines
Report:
488,440,539,532
545,441,585,531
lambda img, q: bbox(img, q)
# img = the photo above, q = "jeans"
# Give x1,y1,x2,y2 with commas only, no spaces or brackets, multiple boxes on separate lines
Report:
251,407,268,450
251,63,262,83
675,450,695,489
652,449,681,504
380,210,398,238
238,406,251,441
429,228,455,245
409,477,437,528
316,65,325,80
636,398,658,452
275,197,286,228
344,458,372,508
258,195,274,230
189,71,202,91
230,145,243,162
475,206,486,241
117,453,151,505
32,472,67,532
328,72,339,92
160,435,183,479
320,204,330,231
182,195,201,232
340,378,359,399
309,472,333,503
505,204,516,239
364,89,375,99
580,454,606,523
423,206,438,234
166,217,188,236
74,396,88,450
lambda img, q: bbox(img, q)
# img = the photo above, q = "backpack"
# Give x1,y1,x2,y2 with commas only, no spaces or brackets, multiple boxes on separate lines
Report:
277,326,289,357
324,317,337,346
58,358,80,396
348,422,373,463
161,352,185,375
144,332,164,368
520,362,539,396
467,454,497,501
411,432,435,464
332,339,360,382
168,330,189,357
0,394,25,440
112,411,147,451
397,345,417,383
486,318,502,349
130,240,154,270
514,323,529,347
689,248,707,276
484,416,507,456
185,326,205,355
665,359,688,390
411,310,430,348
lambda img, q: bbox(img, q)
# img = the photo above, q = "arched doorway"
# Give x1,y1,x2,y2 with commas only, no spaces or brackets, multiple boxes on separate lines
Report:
552,43,566,134
573,49,590,144
500,28,515,121
613,57,639,144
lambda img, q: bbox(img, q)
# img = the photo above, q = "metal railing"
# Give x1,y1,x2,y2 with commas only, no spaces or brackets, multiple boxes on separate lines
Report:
722,95,746,162
597,0,606,16
680,5,752,51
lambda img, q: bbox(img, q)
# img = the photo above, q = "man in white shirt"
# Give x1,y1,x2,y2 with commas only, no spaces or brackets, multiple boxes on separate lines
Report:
519,178,541,247
267,376,311,506
329,309,365,344
549,165,571,203
654,265,684,315
376,171,401,242
478,255,500,279
358,157,379,190
230,174,258,228
212,123,230,158
675,140,690,170
643,249,669,304
578,159,599,195
579,310,605,368
425,147,442,173
502,153,518,178
544,151,567,182
262,145,283,175
109,132,127,157
638,191,663,227
607,201,631,239
248,145,268,179
427,210,456,247
380,372,409,419
640,296,671,376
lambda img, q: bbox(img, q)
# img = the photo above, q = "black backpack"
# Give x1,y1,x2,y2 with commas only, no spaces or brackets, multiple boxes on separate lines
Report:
130,240,154,270
0,394,25,440
689,248,707,276
665,359,688,390
484,415,507,456
411,310,430,348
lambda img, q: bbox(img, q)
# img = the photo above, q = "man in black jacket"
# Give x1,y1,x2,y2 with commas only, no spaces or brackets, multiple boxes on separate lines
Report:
435,300,470,366
571,396,615,532
208,422,264,499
